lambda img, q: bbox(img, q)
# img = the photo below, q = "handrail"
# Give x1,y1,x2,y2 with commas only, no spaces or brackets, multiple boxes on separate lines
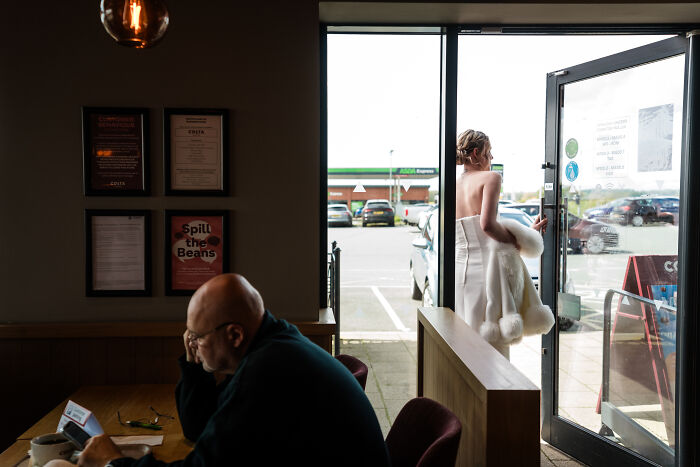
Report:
328,241,341,355
602,288,676,402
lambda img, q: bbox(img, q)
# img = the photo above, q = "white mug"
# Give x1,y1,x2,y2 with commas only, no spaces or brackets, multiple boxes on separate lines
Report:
30,433,75,466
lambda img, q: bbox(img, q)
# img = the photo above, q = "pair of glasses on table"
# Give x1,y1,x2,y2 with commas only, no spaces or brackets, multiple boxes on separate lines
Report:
117,406,174,430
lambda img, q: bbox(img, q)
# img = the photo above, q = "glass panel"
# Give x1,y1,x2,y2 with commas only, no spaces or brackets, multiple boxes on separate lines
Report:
558,54,684,465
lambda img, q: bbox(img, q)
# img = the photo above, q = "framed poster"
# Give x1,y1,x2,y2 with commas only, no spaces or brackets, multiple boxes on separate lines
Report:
164,108,228,196
82,107,150,195
85,210,151,296
165,210,229,295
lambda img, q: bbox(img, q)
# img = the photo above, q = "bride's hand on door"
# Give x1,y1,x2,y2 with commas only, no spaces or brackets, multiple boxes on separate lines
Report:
532,214,548,233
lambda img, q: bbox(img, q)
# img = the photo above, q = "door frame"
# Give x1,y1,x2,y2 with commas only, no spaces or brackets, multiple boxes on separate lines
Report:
540,35,694,467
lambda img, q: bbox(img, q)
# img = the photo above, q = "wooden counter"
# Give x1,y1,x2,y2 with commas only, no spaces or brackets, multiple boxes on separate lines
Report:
418,307,540,466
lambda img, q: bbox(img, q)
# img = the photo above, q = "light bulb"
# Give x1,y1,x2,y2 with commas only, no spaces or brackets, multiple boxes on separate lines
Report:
100,0,169,48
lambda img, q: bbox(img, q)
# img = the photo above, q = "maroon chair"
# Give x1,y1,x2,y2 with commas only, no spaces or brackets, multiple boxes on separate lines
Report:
334,354,369,390
385,397,462,467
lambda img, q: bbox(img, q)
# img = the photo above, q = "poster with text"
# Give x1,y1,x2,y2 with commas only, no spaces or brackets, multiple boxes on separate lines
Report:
167,211,228,294
86,210,151,296
83,107,149,195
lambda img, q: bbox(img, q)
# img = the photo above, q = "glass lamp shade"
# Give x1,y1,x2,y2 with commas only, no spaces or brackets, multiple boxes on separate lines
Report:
100,0,169,48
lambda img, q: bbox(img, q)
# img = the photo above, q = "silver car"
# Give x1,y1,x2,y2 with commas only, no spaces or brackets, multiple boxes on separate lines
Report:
327,204,353,227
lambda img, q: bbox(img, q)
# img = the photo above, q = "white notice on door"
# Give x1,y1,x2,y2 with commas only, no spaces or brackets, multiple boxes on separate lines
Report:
594,116,629,178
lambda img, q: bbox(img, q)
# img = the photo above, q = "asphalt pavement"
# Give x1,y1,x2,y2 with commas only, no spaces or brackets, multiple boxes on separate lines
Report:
328,222,421,334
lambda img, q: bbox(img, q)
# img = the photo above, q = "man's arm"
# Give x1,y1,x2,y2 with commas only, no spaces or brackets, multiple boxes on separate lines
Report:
175,330,231,442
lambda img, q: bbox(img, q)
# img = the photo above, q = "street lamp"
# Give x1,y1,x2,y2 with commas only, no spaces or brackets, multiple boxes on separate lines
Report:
389,149,394,204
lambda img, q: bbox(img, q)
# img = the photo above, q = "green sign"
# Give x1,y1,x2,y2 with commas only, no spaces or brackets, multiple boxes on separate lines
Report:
565,138,579,159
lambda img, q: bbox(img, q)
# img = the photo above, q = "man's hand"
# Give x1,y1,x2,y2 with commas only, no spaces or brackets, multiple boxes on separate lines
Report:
183,329,200,364
531,214,548,234
77,434,122,467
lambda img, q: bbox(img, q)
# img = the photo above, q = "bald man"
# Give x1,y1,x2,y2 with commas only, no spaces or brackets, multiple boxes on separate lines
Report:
78,274,390,467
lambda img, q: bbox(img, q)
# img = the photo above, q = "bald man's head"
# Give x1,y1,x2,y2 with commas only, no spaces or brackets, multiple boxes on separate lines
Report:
189,273,264,329
186,274,265,373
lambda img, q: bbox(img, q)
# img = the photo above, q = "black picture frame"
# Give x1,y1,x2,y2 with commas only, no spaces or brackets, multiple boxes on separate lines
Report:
165,210,229,295
85,209,151,297
163,108,229,196
82,107,150,196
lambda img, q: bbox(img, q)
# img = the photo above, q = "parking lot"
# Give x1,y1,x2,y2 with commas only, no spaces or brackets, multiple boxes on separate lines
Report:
328,222,420,335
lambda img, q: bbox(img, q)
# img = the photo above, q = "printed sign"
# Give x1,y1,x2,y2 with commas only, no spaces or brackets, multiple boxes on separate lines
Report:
594,116,629,178
565,161,579,182
565,138,579,159
638,104,674,172
166,211,228,294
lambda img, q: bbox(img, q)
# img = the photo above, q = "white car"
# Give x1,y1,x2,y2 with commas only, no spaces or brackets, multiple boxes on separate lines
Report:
410,206,541,307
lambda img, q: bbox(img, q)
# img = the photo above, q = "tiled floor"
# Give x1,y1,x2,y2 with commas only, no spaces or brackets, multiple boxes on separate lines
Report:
339,332,587,466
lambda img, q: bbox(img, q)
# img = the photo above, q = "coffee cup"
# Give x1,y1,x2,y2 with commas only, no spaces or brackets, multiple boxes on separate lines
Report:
30,433,75,466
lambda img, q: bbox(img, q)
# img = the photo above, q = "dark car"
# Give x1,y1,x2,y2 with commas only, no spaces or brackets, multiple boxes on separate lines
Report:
609,197,664,226
584,200,618,221
567,213,619,254
651,196,679,225
508,203,618,254
327,204,353,227
362,199,395,227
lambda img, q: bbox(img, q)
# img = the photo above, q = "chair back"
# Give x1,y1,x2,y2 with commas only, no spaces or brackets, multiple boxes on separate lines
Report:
385,397,462,467
334,354,368,390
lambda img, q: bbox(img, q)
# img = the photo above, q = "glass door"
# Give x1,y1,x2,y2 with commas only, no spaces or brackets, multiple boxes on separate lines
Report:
541,36,688,467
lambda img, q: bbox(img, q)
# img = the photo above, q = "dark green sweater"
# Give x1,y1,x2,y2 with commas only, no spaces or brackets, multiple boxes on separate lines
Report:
110,310,390,466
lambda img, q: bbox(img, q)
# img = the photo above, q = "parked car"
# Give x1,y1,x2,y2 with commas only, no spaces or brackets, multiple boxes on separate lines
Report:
567,213,619,254
508,202,540,218
354,206,363,218
584,199,618,221
401,203,432,226
327,204,353,227
505,203,619,254
418,204,439,230
410,210,439,307
362,199,395,227
609,196,669,226
410,207,541,307
651,196,679,225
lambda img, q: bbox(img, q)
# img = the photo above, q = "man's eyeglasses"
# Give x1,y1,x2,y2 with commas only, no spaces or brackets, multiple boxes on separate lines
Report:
187,321,236,344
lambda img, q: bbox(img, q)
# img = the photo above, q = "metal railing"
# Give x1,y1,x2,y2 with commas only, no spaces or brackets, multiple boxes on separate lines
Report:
328,241,341,355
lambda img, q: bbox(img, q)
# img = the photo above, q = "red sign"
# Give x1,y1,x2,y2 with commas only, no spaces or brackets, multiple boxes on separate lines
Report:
169,214,225,292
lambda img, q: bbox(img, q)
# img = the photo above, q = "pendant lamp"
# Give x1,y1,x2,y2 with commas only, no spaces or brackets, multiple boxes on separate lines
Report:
100,0,169,48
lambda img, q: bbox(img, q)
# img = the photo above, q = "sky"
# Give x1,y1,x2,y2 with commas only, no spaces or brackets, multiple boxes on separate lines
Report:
327,33,676,193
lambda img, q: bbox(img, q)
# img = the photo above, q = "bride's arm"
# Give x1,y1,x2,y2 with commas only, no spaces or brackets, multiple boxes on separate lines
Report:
479,172,519,248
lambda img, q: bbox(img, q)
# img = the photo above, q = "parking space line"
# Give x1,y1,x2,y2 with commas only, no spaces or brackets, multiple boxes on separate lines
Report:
370,286,410,332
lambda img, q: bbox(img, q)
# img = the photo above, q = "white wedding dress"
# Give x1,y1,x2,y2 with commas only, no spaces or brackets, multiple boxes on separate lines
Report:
455,215,510,358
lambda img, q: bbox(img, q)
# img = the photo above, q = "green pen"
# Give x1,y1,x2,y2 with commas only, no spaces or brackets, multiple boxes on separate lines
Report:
127,420,162,430
117,411,163,430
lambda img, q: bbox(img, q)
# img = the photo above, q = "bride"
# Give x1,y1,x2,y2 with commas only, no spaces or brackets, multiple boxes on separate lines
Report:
455,130,549,358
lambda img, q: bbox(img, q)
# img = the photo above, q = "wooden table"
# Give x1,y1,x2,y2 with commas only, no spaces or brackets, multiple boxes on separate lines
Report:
0,384,193,466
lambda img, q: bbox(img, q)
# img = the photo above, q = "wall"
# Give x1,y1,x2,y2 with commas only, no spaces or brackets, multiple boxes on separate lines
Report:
0,0,320,323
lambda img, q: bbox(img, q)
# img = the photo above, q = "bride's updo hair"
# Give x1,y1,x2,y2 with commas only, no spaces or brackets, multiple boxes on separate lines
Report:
456,130,490,167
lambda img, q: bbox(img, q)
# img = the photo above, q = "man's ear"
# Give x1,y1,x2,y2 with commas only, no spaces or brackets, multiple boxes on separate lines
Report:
226,324,245,348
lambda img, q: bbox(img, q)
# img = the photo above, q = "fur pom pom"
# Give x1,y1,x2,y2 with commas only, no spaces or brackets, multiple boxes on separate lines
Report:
522,305,556,335
499,313,524,342
479,321,502,343
500,218,544,258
